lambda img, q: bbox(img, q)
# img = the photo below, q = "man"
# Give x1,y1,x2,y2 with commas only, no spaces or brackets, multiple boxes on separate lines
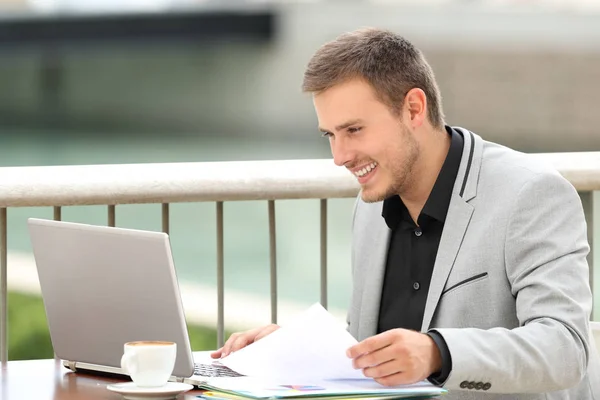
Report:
212,28,600,398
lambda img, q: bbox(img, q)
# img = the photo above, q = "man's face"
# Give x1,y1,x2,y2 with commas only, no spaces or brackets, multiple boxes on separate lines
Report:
313,79,420,203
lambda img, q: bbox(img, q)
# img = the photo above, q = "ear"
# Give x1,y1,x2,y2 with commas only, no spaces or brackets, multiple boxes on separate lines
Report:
404,88,427,129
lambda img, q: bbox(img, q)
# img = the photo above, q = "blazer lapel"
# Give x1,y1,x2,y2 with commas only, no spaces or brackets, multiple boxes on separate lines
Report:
357,205,390,340
421,196,474,330
421,128,483,331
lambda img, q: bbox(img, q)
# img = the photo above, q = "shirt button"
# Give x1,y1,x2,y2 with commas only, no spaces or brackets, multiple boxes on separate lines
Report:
413,282,420,290
414,228,422,237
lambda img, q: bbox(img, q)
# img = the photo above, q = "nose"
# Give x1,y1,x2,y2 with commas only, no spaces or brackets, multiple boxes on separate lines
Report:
331,136,354,167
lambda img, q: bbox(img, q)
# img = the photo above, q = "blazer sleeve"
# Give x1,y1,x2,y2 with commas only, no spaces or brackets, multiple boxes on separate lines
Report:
435,170,592,393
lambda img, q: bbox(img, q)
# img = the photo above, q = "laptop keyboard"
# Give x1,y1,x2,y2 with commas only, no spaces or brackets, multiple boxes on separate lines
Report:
194,362,244,378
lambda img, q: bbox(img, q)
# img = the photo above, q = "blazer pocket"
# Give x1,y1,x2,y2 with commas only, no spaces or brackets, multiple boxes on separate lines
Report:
442,272,488,296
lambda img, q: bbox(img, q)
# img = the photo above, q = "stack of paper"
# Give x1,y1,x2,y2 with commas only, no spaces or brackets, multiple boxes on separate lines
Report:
200,377,445,399
200,303,446,399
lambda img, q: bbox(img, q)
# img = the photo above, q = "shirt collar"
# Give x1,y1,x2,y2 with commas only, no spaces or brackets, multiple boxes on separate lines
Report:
382,126,464,229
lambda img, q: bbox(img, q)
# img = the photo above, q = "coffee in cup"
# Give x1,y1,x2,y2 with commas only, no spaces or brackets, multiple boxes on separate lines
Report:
120,341,177,387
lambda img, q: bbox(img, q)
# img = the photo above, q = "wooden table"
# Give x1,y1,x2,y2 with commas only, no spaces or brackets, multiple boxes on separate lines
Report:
1,359,204,399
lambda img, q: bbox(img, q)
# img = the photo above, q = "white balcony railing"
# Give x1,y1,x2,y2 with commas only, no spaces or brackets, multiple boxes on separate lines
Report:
1,154,599,363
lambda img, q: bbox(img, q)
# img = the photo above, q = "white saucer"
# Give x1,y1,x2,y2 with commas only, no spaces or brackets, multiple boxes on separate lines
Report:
106,382,194,400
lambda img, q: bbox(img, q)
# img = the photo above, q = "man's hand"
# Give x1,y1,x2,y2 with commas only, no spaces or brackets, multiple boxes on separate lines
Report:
346,329,442,386
210,324,280,359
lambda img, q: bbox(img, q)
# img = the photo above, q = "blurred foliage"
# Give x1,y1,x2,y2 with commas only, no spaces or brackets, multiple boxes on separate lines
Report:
8,291,54,360
8,291,224,361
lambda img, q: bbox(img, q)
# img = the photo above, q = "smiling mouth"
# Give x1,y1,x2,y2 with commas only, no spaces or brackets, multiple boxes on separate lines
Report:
353,161,378,178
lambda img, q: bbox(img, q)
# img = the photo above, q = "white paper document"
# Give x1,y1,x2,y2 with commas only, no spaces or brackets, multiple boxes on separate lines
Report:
219,303,365,381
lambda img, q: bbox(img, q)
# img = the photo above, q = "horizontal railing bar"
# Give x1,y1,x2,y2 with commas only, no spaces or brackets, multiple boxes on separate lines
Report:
0,160,356,207
0,154,597,207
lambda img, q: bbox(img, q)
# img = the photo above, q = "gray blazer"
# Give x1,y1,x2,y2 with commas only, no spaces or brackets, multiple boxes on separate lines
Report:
347,128,600,399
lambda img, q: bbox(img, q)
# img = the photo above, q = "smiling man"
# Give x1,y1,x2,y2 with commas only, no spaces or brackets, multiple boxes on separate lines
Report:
213,28,600,399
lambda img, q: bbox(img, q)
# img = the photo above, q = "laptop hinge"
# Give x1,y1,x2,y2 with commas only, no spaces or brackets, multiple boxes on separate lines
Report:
64,360,78,372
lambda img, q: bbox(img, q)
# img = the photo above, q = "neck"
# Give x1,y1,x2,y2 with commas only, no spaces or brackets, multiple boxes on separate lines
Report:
401,127,451,224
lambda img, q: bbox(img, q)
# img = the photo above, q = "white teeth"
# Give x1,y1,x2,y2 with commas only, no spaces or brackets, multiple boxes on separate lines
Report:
354,162,377,177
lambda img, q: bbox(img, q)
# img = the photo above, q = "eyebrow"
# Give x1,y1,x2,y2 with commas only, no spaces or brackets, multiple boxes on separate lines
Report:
319,119,364,133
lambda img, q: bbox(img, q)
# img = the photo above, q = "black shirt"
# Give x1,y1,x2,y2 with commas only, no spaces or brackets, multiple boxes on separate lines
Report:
377,126,463,383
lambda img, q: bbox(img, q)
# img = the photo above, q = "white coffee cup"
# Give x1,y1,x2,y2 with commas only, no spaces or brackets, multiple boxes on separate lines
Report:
120,341,177,387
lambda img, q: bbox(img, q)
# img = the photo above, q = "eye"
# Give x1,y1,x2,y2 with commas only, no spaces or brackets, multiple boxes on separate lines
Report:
321,131,333,138
348,127,362,134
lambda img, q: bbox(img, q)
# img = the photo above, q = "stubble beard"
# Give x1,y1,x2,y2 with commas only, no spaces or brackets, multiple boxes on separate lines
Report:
361,125,420,203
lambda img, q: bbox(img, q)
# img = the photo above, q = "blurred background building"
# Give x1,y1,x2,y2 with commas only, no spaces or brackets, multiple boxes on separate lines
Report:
1,0,599,357
1,0,600,149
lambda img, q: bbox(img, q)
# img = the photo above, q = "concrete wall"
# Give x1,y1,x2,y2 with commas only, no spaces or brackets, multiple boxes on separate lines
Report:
1,3,599,152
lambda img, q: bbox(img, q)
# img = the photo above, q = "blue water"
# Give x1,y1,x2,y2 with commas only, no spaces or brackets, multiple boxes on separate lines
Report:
5,130,598,320
0,130,355,312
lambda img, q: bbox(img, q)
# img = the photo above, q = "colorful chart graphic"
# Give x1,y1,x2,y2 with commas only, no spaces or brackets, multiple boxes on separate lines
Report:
264,385,326,392
280,385,325,391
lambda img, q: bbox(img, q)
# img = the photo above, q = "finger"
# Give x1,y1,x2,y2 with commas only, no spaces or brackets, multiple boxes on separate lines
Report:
375,371,420,387
362,359,400,379
352,343,393,369
222,325,275,357
231,325,273,349
347,331,394,359
220,333,242,357
254,324,279,341
210,348,224,359
227,333,254,354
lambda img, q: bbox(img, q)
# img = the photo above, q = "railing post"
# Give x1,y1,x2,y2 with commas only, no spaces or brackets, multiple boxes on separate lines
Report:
216,202,225,348
0,208,6,364
268,200,277,324
53,206,61,360
320,199,328,310
581,191,598,320
53,206,61,221
108,205,116,227
162,203,169,234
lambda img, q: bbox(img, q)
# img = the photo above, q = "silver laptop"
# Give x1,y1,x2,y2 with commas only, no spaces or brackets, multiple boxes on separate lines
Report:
27,218,242,385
